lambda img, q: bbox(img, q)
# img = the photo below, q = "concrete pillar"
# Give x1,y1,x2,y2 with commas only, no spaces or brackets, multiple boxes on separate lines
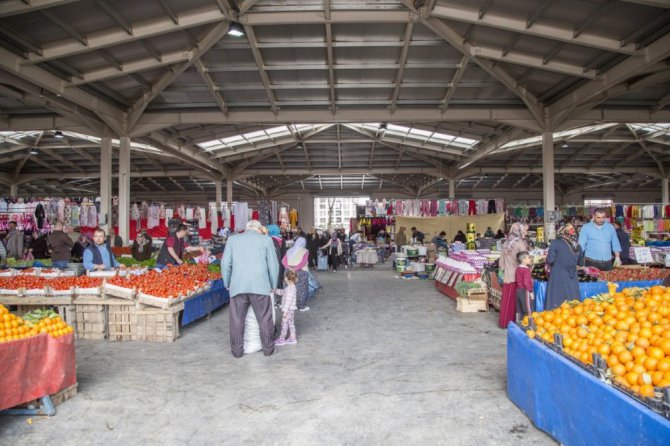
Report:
214,178,223,232
663,177,669,206
9,184,18,198
100,137,112,229
226,178,233,209
448,178,455,199
118,136,131,245
542,132,556,242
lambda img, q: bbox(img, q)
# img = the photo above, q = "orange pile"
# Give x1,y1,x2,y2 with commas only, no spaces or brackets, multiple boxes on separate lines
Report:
0,304,74,343
523,285,670,399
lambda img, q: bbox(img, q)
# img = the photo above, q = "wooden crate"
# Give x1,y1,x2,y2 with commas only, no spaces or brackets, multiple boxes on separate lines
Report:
133,303,183,343
466,288,488,301
488,288,502,311
457,297,488,313
107,298,137,342
11,384,78,412
74,297,108,340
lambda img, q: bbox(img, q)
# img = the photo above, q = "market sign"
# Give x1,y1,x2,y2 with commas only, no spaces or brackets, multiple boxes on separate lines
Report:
633,247,653,264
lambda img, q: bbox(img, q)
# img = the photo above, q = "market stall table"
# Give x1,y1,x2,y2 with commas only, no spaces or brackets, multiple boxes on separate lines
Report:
507,324,670,445
181,279,229,326
0,333,76,414
533,279,663,311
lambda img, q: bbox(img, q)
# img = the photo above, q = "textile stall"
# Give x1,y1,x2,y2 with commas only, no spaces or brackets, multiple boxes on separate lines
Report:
395,213,505,245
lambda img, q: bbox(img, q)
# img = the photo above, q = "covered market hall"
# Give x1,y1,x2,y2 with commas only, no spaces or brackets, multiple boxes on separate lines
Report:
1,0,670,445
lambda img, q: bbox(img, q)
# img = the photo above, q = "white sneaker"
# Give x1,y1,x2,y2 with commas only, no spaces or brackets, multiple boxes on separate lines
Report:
299,306,310,312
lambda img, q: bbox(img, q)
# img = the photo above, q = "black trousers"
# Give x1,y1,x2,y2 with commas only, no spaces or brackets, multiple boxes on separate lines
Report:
228,293,274,358
516,288,534,317
584,257,613,272
330,248,339,271
308,248,318,269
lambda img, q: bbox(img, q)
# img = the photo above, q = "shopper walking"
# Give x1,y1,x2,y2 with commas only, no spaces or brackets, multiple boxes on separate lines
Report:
274,270,298,346
545,224,581,311
47,222,74,269
5,221,23,259
320,231,342,272
282,237,310,312
499,222,528,328
222,220,279,358
578,208,622,272
306,228,320,269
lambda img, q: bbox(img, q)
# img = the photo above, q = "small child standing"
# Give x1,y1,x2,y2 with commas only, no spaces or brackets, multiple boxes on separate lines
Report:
274,270,298,346
515,251,535,321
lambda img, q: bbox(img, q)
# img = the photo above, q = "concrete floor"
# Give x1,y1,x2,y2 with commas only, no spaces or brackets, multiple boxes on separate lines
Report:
1,269,556,446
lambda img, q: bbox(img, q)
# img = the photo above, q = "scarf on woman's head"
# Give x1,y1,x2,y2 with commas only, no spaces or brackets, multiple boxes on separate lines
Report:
558,223,580,254
282,237,308,271
267,225,280,237
503,222,525,251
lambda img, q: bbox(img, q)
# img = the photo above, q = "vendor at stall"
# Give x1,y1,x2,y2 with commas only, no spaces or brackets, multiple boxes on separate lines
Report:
155,224,204,268
494,229,506,239
411,227,425,244
431,231,449,250
83,229,123,271
578,208,621,271
131,232,153,262
484,227,495,238
453,230,467,243
395,227,407,252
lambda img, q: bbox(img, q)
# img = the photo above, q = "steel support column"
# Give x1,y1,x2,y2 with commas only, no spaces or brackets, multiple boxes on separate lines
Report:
448,178,455,199
663,177,669,206
100,137,112,231
118,137,131,245
226,178,233,210
9,184,18,197
542,132,556,241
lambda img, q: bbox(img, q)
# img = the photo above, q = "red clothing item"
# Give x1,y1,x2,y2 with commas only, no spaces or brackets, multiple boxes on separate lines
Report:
515,265,532,291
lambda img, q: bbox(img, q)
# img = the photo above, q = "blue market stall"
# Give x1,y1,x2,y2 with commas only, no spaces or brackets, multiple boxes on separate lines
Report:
182,279,229,326
533,279,663,312
507,324,670,446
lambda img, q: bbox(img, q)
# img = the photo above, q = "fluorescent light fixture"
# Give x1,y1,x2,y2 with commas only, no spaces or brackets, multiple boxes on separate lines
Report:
227,22,245,37
561,142,569,148
54,130,64,139
29,148,38,155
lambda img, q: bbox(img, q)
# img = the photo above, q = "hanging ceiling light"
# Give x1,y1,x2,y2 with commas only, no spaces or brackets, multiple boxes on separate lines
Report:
227,22,245,38
561,142,569,148
29,148,38,155
54,130,64,139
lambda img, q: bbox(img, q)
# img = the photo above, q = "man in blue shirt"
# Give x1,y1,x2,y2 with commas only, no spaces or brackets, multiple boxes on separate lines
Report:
83,228,122,271
577,208,622,272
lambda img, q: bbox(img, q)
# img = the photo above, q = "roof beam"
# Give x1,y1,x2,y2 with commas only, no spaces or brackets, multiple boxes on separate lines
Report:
548,31,670,127
40,10,87,46
424,17,545,126
92,0,132,35
625,124,666,177
243,24,278,113
239,0,259,14
0,0,80,18
458,127,526,169
239,10,415,26
126,21,230,133
573,0,617,38
195,60,227,115
431,3,636,54
147,177,167,191
458,166,662,181
620,0,670,7
25,5,227,64
325,18,336,111
241,168,442,177
440,55,468,111
390,22,414,113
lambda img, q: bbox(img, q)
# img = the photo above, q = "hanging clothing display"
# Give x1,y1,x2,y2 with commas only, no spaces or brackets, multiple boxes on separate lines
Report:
289,208,298,227
233,202,249,231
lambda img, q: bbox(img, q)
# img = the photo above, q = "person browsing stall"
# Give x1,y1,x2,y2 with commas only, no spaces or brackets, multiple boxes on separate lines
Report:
47,222,74,269
578,208,622,271
431,231,449,250
515,251,535,320
131,232,153,262
612,220,635,265
83,229,123,271
410,227,425,243
156,224,203,268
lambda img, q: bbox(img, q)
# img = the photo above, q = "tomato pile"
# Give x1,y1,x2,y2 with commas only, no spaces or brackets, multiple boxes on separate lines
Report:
599,268,668,283
106,264,217,298
0,306,73,343
111,247,132,256
0,276,47,290
47,276,103,291
522,286,670,399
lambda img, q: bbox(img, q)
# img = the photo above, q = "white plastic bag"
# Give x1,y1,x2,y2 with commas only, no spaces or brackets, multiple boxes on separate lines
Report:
243,292,276,354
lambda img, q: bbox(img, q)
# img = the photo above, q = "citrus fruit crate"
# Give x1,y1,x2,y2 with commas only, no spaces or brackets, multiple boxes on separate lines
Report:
102,282,136,300
73,297,108,340
133,302,183,342
136,291,182,310
106,299,137,342
520,324,670,419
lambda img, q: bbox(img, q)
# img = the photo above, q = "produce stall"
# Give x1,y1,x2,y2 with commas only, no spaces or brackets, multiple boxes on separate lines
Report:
0,306,77,415
533,266,667,312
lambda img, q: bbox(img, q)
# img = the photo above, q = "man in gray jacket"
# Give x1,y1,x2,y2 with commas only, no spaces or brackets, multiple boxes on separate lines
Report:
222,220,279,358
5,221,24,259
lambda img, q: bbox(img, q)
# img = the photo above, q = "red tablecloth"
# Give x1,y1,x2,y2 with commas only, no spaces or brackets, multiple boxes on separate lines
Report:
0,333,77,411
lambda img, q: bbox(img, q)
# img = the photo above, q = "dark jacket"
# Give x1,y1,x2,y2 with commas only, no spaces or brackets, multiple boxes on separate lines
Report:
86,243,116,267
47,230,74,261
132,241,153,261
413,231,425,243
29,235,50,259
156,235,185,266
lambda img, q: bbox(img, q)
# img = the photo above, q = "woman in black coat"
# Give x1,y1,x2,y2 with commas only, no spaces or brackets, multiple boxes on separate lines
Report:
545,224,582,311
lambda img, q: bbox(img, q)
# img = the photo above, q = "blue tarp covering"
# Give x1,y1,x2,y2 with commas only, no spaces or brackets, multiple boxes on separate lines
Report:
533,279,663,312
507,323,670,446
182,279,229,326
646,241,670,247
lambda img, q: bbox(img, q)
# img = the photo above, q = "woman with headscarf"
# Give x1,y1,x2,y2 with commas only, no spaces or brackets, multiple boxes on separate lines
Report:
131,232,152,261
320,231,343,272
267,224,285,290
498,223,529,328
306,228,320,270
282,237,310,311
545,224,582,311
